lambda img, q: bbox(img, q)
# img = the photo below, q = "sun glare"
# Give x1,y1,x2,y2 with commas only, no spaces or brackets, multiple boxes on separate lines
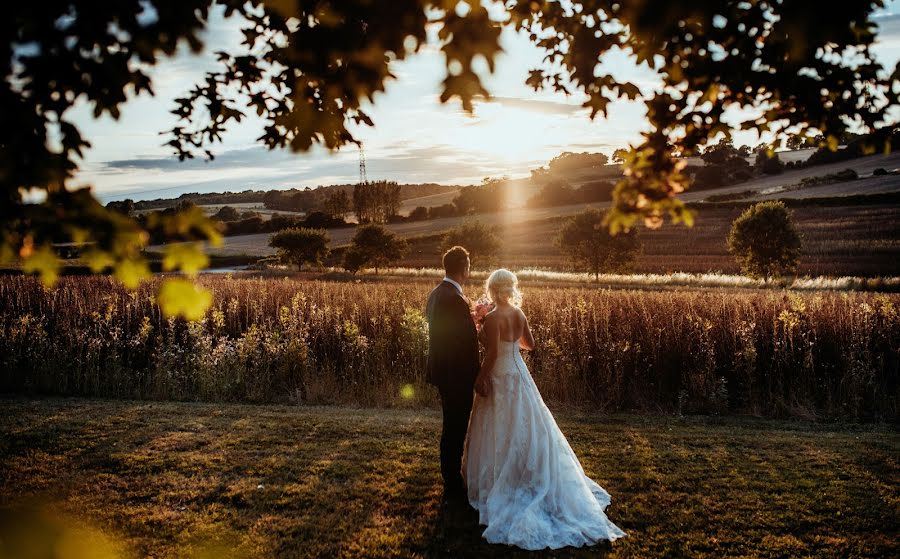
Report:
443,102,580,167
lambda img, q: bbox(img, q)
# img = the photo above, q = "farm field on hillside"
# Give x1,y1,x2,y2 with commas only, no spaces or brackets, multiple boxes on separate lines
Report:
143,152,900,278
180,203,900,277
402,204,900,277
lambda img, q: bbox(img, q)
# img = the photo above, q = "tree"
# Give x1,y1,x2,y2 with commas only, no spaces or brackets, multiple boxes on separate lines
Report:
341,247,368,275
528,180,576,208
755,149,785,175
345,224,407,274
785,134,806,151
547,152,609,173
557,209,640,279
322,190,352,220
728,202,802,281
441,221,501,268
408,206,429,221
5,1,896,317
212,206,241,222
268,228,330,271
701,138,741,166
428,204,457,219
611,149,629,164
106,199,135,216
353,181,401,223
453,178,510,215
693,137,752,188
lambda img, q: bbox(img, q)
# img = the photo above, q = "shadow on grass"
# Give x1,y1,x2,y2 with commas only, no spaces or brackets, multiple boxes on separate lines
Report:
1,399,896,559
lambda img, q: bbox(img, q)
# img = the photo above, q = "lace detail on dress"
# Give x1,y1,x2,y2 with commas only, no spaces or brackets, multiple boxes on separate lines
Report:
462,341,626,550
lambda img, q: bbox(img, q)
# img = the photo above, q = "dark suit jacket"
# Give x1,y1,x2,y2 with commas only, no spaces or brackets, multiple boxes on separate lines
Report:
425,281,480,387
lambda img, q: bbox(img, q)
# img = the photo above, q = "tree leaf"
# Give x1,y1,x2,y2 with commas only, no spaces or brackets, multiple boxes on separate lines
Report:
162,242,209,276
114,258,150,290
157,278,213,321
22,245,61,286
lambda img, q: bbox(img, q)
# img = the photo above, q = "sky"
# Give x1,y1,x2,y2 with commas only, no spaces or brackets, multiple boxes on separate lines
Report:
63,2,900,203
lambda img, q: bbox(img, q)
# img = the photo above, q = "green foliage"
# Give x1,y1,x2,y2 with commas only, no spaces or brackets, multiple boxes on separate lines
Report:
557,209,640,278
353,181,401,223
785,134,814,150
755,148,785,175
408,206,429,221
547,152,609,173
161,242,209,275
269,227,330,271
341,247,367,275
322,190,352,220
3,0,899,309
701,138,743,166
106,199,135,216
212,206,242,222
157,278,213,321
799,168,859,188
344,224,407,274
453,177,512,214
728,202,802,280
528,179,616,208
440,221,501,267
528,180,577,208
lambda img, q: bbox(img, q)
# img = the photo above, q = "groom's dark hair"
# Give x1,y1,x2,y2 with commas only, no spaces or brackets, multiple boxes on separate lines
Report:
443,246,469,276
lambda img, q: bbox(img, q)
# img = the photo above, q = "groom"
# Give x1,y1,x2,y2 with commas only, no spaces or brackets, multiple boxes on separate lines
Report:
426,245,480,502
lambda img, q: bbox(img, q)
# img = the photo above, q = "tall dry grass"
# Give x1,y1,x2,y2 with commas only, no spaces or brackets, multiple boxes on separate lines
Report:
0,275,897,420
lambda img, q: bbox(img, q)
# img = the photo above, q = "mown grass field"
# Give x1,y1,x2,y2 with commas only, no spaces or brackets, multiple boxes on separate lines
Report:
0,398,896,559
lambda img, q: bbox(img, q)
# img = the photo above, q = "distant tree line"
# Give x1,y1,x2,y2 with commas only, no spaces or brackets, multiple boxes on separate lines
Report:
353,181,402,223
221,212,349,237
527,179,617,208
118,132,897,246
266,223,409,275
262,182,453,216
131,190,267,211
688,127,900,190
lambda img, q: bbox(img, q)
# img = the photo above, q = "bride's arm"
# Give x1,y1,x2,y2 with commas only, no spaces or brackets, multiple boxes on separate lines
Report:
474,317,499,396
519,313,535,351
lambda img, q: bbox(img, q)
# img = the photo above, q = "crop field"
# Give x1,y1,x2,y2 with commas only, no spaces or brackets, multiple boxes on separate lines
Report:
1,276,897,421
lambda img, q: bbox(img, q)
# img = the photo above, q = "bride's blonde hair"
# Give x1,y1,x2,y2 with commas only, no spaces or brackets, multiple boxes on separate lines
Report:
485,269,522,307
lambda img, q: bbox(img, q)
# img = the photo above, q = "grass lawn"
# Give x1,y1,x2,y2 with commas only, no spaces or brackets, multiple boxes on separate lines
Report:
0,398,897,558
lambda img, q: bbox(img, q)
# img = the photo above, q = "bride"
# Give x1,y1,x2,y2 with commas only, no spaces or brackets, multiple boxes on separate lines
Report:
463,269,626,550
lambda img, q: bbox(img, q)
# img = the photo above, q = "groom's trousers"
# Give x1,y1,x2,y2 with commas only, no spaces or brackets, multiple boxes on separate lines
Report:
438,380,474,495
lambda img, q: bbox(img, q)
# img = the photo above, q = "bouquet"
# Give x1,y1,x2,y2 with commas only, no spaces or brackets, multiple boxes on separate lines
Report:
471,295,494,331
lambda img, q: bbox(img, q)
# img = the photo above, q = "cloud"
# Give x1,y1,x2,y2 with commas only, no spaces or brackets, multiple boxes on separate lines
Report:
96,143,503,202
487,96,589,115
104,146,296,171
550,142,619,152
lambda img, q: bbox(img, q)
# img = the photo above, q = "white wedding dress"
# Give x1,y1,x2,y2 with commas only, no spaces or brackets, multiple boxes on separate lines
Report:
463,340,626,550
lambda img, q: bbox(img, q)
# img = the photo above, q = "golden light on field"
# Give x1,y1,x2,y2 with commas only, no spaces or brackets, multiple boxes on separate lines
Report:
504,178,530,209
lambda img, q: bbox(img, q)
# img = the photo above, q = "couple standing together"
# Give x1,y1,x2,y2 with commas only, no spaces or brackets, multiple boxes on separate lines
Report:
425,246,626,550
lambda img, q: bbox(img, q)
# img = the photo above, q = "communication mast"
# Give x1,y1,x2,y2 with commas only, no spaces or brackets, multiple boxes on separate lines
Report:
358,144,368,185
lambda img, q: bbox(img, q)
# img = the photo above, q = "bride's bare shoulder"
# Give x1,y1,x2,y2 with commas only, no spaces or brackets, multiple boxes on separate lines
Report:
482,308,500,324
